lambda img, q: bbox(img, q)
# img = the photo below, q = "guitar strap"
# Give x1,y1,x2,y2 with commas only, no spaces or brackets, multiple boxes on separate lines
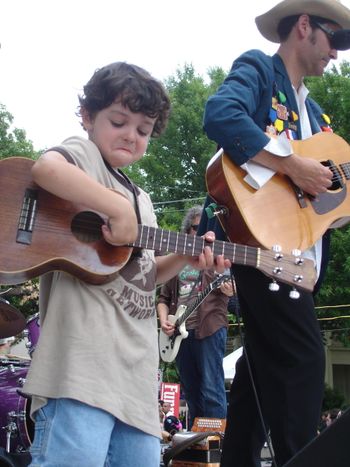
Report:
102,159,142,225
48,145,144,258
103,160,144,259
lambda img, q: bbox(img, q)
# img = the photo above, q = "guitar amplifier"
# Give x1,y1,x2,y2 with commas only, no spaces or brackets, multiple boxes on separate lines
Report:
166,419,225,467
171,462,220,467
171,434,221,467
191,417,226,434
172,432,221,452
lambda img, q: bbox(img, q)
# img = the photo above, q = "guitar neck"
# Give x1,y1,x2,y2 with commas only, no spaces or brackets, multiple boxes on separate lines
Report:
176,279,221,327
131,225,260,268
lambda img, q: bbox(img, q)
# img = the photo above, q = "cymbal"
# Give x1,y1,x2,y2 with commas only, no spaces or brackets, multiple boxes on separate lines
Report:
0,297,26,338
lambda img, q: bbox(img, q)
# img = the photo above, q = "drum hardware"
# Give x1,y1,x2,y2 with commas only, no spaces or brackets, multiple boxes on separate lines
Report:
0,363,33,453
22,330,33,353
17,377,26,387
23,313,40,358
4,410,26,453
7,365,16,374
4,420,18,453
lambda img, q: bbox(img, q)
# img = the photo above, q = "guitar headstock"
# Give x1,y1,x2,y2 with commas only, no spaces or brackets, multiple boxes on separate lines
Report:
258,247,316,295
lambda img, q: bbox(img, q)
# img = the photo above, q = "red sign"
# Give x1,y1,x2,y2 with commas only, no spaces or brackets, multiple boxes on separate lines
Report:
160,382,180,418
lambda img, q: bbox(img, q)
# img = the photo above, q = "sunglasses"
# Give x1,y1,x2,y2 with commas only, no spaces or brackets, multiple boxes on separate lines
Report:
312,21,350,51
191,224,199,231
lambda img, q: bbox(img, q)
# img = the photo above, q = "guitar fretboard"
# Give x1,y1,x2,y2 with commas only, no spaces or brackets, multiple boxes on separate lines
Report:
131,225,260,268
176,275,225,327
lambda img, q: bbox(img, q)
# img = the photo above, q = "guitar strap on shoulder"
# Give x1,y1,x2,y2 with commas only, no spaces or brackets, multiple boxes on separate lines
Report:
46,146,143,226
103,159,142,224
103,160,144,259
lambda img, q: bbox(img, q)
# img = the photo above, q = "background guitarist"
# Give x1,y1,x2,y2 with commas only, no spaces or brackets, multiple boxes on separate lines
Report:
198,0,350,466
157,206,234,430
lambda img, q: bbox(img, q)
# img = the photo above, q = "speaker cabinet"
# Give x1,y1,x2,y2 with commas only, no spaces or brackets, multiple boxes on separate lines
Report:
284,408,350,466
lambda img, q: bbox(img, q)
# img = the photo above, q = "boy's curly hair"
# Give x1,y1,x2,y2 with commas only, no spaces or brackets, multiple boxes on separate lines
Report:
78,62,171,137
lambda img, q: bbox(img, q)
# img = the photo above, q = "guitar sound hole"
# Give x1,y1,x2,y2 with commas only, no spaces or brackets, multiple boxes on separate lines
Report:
322,160,343,190
71,211,104,242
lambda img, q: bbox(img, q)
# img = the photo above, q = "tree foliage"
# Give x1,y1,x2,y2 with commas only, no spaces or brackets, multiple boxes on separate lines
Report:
125,64,226,228
306,61,350,143
0,103,39,326
306,62,350,344
0,104,38,159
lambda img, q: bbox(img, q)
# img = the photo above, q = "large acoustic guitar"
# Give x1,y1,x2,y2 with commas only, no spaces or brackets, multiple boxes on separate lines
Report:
0,157,315,292
206,132,350,252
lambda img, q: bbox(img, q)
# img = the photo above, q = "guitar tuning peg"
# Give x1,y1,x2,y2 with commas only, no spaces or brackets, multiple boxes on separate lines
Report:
271,245,283,261
269,280,280,292
291,249,304,265
272,244,282,252
289,288,300,300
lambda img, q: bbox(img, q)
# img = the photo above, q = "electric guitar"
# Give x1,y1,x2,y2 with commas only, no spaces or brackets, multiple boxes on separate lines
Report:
206,132,350,252
159,274,229,362
0,157,315,292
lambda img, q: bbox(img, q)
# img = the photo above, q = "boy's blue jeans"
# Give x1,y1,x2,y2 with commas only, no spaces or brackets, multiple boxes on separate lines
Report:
29,398,160,467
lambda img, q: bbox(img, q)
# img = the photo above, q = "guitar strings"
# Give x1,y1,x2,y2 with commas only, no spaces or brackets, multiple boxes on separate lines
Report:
3,207,311,288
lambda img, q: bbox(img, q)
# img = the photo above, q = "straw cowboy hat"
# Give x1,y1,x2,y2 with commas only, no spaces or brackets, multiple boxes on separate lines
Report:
256,0,350,43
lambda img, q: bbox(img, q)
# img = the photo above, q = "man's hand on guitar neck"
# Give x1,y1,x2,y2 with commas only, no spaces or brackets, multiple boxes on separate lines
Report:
253,149,333,197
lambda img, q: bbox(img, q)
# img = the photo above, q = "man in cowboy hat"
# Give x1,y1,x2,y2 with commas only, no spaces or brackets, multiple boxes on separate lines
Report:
199,0,350,466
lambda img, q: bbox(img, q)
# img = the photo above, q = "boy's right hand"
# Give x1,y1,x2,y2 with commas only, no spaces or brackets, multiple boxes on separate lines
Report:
102,209,138,246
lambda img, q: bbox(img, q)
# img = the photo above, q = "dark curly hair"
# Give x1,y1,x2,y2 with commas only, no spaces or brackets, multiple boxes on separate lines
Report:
78,62,171,137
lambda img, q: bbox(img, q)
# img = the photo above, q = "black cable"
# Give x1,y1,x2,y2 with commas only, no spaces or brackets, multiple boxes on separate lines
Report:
228,271,278,467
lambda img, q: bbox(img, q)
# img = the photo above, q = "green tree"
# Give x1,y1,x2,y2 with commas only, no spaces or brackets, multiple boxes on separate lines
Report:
125,64,226,226
0,104,38,159
0,103,39,324
306,62,350,343
306,61,350,143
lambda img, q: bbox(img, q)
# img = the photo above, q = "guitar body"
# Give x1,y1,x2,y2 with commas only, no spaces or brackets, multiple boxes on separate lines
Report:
159,306,189,363
0,157,132,285
206,132,350,252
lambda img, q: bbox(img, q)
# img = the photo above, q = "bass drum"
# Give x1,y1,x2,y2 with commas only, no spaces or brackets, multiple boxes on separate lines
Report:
0,359,33,453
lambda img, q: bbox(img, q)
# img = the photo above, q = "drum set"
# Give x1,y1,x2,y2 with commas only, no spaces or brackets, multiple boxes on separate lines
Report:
0,296,40,459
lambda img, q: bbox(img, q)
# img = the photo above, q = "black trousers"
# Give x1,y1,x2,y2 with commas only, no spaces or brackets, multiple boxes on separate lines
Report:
221,265,325,467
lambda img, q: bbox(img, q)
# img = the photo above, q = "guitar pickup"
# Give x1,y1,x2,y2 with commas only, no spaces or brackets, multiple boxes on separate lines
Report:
16,188,38,245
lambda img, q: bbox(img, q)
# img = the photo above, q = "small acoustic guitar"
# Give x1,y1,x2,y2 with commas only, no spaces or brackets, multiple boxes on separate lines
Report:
0,157,315,292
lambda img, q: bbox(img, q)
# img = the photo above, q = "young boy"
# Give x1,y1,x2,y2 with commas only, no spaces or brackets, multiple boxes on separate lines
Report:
24,62,228,467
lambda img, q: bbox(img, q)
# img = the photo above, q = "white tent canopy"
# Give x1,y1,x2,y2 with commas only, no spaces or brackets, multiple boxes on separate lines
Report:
223,346,243,381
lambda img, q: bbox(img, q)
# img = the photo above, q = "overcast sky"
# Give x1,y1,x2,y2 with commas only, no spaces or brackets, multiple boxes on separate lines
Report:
1,0,350,151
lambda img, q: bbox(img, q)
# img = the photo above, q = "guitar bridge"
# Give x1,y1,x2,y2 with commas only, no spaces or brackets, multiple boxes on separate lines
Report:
16,188,38,245
290,181,307,208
